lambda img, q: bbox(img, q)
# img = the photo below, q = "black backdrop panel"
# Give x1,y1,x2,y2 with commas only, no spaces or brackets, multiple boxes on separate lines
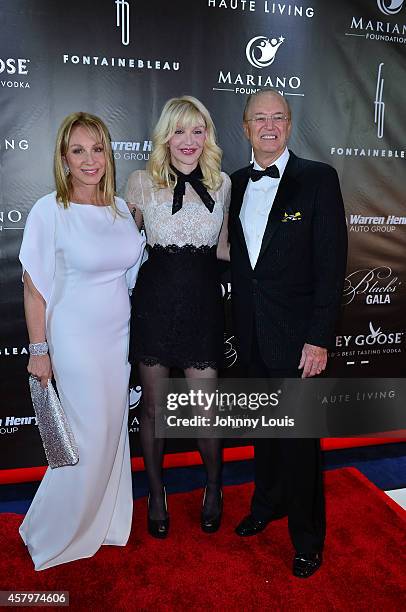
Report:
1,0,405,469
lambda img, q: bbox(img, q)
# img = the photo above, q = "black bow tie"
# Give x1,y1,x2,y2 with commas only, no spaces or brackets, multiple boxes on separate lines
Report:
250,165,280,182
170,164,215,215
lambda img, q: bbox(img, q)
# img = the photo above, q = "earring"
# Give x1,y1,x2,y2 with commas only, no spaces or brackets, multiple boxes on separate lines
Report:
64,165,70,176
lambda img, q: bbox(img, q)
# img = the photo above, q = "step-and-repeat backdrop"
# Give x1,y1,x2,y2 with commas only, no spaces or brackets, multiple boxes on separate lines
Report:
1,0,405,469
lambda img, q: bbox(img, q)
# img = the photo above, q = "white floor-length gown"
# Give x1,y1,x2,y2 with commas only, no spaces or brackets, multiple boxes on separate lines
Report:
19,193,145,571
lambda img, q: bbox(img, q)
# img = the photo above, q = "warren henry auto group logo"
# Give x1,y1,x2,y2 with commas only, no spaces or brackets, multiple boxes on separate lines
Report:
111,139,152,161
347,211,406,234
0,414,37,436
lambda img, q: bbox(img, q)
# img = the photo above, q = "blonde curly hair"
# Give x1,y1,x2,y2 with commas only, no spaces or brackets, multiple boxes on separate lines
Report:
147,96,223,192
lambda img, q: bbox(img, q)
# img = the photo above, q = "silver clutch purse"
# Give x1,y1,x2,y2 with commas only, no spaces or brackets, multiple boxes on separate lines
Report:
29,375,79,469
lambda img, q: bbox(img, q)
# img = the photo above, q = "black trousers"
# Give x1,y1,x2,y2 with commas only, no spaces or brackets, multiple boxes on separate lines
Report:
247,330,326,554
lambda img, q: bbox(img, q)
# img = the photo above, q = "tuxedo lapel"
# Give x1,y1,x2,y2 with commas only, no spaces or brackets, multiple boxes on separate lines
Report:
256,153,300,263
231,166,250,252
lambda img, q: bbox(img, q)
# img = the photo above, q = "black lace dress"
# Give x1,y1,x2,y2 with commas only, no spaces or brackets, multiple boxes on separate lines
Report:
125,170,231,370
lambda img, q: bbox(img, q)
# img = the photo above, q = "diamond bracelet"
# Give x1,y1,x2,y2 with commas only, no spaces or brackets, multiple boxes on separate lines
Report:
29,342,49,356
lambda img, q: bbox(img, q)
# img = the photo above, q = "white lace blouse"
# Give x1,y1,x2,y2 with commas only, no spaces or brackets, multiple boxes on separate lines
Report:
125,170,231,248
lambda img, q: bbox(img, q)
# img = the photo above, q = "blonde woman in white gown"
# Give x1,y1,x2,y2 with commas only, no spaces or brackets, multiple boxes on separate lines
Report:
19,112,145,570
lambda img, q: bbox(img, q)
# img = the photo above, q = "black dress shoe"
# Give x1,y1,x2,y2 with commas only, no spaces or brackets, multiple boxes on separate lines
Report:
147,488,169,539
293,552,322,578
235,514,270,537
201,487,223,533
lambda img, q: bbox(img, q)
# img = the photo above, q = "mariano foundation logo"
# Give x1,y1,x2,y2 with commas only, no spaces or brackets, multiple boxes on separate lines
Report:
246,36,285,68
214,34,302,96
346,1,406,45
0,208,25,232
129,385,141,433
377,0,405,15
129,385,142,409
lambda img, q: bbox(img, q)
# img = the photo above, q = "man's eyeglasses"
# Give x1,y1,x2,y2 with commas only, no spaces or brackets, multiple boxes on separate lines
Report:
246,114,290,125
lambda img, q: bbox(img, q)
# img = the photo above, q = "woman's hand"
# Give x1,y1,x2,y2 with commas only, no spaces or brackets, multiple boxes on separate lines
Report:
28,354,53,389
127,202,144,230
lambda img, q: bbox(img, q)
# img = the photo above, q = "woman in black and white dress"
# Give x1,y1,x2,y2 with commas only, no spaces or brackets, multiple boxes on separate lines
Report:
126,96,230,538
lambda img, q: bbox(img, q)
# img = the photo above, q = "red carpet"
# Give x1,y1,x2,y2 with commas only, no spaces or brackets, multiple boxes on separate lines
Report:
1,468,405,610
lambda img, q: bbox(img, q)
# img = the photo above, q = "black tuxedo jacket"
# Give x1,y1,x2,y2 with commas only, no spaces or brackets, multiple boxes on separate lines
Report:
229,151,348,369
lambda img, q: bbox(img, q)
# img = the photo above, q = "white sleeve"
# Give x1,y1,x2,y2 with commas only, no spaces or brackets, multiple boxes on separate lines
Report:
126,234,146,293
114,197,146,292
19,195,57,305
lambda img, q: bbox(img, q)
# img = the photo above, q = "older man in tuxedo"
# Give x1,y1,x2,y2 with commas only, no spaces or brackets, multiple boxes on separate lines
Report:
228,90,347,578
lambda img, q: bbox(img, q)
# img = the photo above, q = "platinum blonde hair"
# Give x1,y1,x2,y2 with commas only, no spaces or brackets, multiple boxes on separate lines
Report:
147,95,223,192
54,112,116,210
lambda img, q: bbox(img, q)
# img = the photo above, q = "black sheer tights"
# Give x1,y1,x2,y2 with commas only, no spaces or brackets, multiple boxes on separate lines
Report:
138,362,222,521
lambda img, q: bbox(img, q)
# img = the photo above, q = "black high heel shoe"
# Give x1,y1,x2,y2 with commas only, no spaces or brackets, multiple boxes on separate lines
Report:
147,487,169,539
201,486,223,533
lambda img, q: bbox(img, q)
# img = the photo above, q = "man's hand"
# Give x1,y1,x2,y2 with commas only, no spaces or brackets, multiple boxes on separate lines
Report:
298,343,327,378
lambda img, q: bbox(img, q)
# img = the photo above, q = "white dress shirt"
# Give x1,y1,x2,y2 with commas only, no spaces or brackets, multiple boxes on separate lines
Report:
240,147,290,268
